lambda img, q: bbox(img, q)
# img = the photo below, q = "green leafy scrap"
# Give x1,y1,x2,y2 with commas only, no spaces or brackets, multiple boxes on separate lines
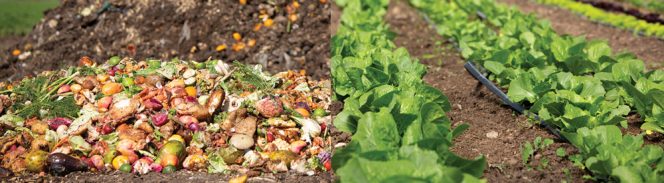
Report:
10,73,80,119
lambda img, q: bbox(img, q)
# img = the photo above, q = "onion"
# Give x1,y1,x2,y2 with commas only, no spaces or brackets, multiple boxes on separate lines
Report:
151,113,168,126
150,163,163,172
89,155,104,171
289,140,307,153
143,98,163,111
178,115,198,125
267,132,275,142
184,96,197,103
57,85,71,94
132,157,153,174
188,122,201,131
108,66,119,76
101,124,114,134
97,96,113,111
48,118,72,130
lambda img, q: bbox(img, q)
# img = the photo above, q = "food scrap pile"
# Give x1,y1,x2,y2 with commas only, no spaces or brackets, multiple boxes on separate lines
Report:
0,57,333,177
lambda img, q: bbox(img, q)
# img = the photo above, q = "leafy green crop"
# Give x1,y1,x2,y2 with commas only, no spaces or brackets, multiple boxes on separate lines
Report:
521,136,554,166
332,0,485,182
538,0,664,39
410,0,664,181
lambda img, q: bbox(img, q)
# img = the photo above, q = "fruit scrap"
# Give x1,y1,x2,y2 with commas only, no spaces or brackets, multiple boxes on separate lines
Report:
263,19,274,27
0,56,332,176
11,49,20,57
232,42,246,52
232,32,242,41
247,39,256,47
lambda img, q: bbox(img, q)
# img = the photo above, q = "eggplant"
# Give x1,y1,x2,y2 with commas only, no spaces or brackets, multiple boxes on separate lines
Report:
47,153,88,176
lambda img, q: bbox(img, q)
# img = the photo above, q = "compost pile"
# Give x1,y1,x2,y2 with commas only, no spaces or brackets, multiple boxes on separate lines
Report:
0,57,333,177
1,0,331,81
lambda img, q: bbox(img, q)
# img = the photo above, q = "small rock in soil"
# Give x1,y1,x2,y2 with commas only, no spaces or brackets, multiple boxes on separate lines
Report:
507,158,519,165
486,130,499,139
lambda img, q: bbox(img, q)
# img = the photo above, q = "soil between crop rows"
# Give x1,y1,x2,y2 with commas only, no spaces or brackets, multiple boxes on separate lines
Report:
0,0,331,82
382,1,586,182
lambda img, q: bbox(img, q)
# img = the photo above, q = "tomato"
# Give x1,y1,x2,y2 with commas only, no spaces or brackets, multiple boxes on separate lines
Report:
324,160,332,171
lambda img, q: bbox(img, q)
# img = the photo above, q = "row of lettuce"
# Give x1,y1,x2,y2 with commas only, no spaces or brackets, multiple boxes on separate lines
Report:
410,0,664,181
330,0,486,182
537,0,664,39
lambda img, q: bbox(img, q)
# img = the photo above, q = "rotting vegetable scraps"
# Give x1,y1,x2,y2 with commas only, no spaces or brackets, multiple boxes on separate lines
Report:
0,57,333,177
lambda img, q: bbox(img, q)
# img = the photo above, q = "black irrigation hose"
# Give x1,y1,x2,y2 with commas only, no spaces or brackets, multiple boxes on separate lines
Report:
464,62,566,141
419,6,566,141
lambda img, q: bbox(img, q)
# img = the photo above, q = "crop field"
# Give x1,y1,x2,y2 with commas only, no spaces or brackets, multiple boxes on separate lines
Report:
0,0,663,182
330,0,663,182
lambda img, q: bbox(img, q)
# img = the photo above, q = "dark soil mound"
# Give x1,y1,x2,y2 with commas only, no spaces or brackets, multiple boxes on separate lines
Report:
0,0,330,81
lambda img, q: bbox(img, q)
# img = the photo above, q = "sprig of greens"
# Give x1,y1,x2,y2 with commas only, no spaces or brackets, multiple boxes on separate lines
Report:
10,72,80,119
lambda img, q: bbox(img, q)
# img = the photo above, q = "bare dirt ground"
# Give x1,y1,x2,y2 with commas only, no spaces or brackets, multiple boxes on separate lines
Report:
0,0,331,81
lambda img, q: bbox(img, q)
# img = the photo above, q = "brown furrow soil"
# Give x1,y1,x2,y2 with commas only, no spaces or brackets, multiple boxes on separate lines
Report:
0,0,331,82
330,3,341,36
384,1,585,182
499,0,664,70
